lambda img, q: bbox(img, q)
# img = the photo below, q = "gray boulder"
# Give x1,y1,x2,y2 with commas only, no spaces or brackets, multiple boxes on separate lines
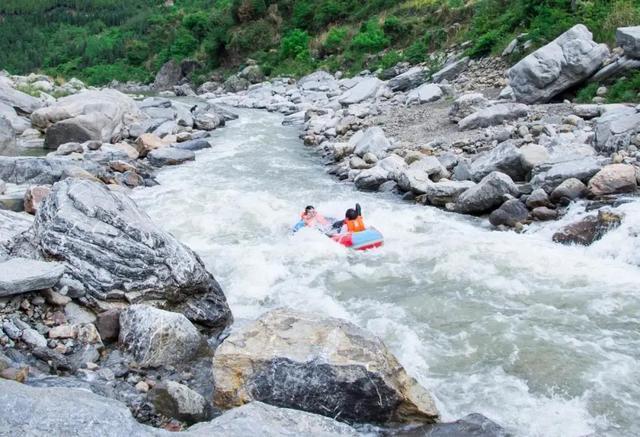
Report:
449,93,490,123
350,127,393,158
0,380,160,436
423,180,475,207
468,142,526,182
119,305,203,368
489,199,529,227
238,65,265,84
531,157,602,192
338,77,382,105
553,210,622,246
550,178,587,204
0,210,32,245
148,148,196,167
0,102,31,134
150,381,210,424
526,188,551,209
455,172,519,214
507,24,609,103
32,179,232,332
224,75,250,93
153,60,183,91
519,143,550,172
213,308,439,425
172,139,211,151
617,26,640,59
0,157,102,185
31,89,141,150
588,164,638,196
432,57,470,83
459,103,529,130
0,80,41,114
187,402,359,437
406,84,443,105
388,67,428,92
0,117,16,156
354,166,389,191
591,56,640,83
0,258,65,297
394,413,509,437
398,157,449,194
593,106,640,154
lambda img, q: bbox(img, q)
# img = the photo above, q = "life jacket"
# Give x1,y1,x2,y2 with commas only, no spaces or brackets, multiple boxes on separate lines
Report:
345,216,365,233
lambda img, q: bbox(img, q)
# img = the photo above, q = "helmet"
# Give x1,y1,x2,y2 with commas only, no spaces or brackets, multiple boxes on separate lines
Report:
345,208,358,220
305,205,315,212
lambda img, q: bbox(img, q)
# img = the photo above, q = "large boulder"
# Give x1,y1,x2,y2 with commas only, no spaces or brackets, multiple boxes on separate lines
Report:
406,84,443,105
422,181,475,207
0,380,160,437
593,106,640,154
354,166,389,191
149,381,210,424
0,80,41,114
0,258,65,297
398,157,448,194
507,24,609,103
31,90,141,150
617,26,640,59
0,157,102,185
119,305,202,368
0,102,31,134
147,148,196,167
0,210,32,245
588,164,637,196
388,67,428,92
432,57,470,83
223,75,250,93
553,210,622,246
32,179,232,332
458,103,529,130
531,157,602,192
0,117,16,156
455,171,519,214
212,308,439,425
153,60,183,91
550,178,587,204
350,127,393,159
468,142,526,182
187,402,359,436
449,93,490,123
338,78,383,105
238,65,265,84
489,199,529,227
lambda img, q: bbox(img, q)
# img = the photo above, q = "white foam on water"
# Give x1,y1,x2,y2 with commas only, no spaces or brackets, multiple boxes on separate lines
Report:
133,108,640,437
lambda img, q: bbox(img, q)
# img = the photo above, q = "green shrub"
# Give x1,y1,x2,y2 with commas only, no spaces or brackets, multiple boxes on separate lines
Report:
382,16,405,40
281,29,311,60
352,20,389,53
404,38,428,64
323,26,348,55
575,83,599,104
377,50,403,70
607,72,640,103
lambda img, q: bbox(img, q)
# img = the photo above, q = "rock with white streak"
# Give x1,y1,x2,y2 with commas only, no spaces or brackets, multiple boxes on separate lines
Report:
507,25,609,103
119,304,203,368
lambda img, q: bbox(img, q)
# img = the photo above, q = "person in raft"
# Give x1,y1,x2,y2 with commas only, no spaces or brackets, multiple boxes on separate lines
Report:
300,205,329,229
337,203,366,233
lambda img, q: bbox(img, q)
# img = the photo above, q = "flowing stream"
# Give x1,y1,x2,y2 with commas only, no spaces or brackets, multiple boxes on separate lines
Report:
132,108,640,437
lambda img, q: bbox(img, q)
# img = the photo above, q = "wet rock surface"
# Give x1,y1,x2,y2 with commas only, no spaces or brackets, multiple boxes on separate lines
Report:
213,308,439,425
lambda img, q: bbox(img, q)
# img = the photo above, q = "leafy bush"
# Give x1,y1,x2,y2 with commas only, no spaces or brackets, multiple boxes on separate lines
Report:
352,20,389,52
323,26,348,55
281,29,311,60
404,38,428,64
607,72,640,103
575,83,599,104
382,16,406,40
378,50,403,69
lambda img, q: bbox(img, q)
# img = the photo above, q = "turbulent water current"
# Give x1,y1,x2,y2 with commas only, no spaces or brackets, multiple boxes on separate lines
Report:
132,108,640,437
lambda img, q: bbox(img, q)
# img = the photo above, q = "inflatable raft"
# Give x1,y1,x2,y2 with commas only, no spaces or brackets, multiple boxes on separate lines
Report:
292,220,384,251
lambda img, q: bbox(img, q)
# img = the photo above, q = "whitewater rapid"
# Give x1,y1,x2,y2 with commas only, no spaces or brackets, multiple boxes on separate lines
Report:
132,108,640,437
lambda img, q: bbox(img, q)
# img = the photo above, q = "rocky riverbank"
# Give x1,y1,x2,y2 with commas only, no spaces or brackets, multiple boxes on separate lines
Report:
210,24,640,249
0,48,511,436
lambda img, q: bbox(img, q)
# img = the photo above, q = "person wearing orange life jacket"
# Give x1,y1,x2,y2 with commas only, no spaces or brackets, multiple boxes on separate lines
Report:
300,205,329,229
340,203,366,233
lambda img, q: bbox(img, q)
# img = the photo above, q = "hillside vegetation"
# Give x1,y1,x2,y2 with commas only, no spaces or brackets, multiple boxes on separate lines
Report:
0,0,639,86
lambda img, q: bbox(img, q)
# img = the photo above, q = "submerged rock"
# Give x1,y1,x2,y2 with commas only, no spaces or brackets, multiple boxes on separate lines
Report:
212,308,439,425
33,179,232,332
147,148,196,167
553,210,622,246
394,413,509,437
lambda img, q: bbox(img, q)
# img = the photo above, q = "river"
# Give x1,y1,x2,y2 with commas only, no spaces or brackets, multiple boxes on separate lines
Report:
132,108,640,437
